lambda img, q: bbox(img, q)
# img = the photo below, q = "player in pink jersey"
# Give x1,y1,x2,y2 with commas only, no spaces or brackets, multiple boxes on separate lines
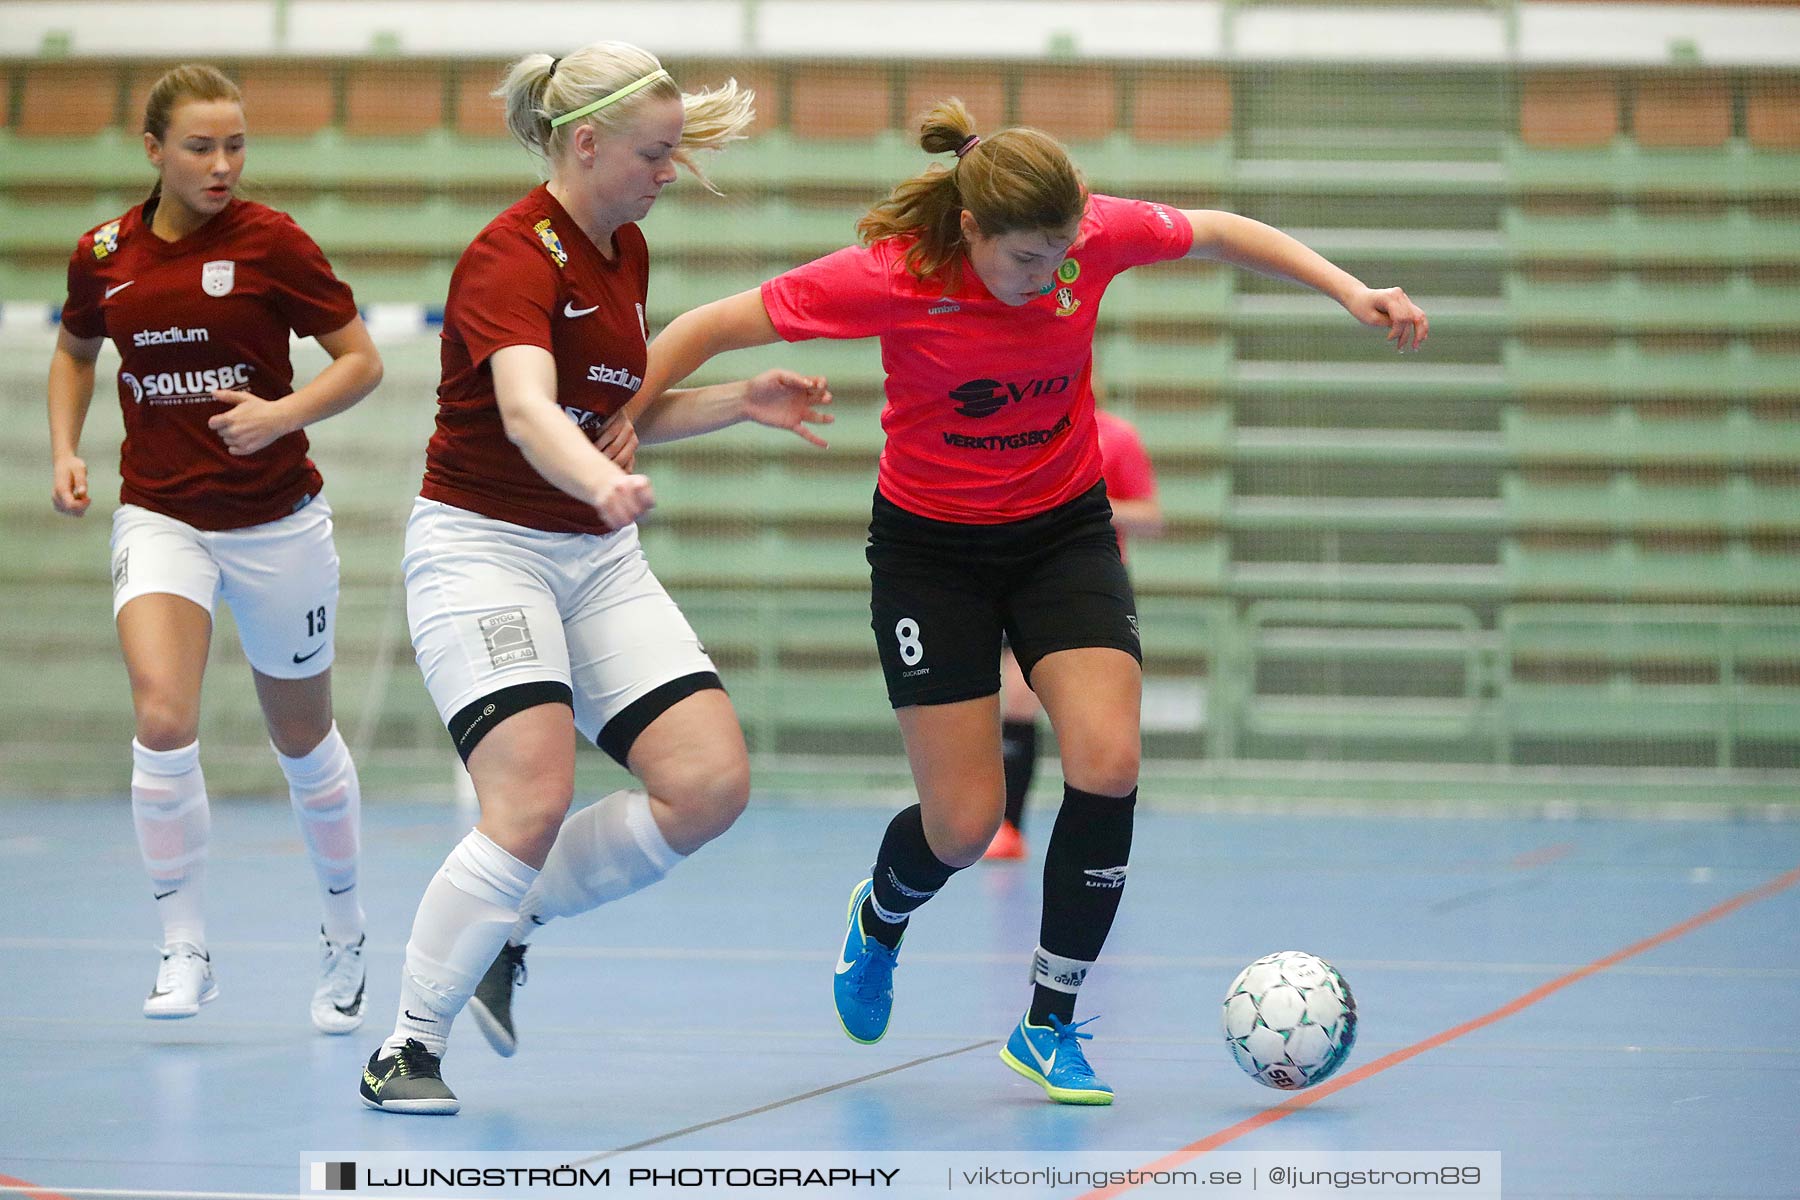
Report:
986,402,1163,862
642,97,1426,1105
357,41,829,1116
47,65,385,1033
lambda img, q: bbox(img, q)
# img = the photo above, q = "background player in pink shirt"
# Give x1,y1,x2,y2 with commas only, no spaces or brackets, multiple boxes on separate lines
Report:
358,41,828,1115
986,400,1162,862
643,98,1426,1105
47,65,384,1033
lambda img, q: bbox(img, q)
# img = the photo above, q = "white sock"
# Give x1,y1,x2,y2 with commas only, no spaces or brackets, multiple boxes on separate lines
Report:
508,789,684,945
276,723,364,943
383,829,537,1057
131,739,210,949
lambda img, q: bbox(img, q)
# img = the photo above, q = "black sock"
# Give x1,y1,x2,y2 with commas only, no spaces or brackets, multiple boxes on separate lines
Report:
1000,719,1038,830
861,804,959,950
1030,783,1136,1025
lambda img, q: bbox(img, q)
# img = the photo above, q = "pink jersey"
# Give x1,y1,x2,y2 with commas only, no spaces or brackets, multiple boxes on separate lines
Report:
61,199,358,530
761,193,1191,524
423,185,650,535
1096,408,1156,558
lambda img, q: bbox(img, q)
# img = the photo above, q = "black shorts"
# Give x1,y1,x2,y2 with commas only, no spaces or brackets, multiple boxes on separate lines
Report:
866,480,1141,708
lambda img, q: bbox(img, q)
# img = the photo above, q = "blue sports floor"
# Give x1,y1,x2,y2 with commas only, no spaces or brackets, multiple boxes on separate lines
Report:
1,795,1797,1198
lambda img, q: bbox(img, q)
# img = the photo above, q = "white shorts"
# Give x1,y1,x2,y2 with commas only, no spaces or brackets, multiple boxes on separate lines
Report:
403,498,721,764
109,496,339,680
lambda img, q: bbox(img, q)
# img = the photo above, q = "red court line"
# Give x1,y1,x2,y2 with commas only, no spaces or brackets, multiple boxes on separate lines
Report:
0,1175,78,1200
1083,861,1800,1199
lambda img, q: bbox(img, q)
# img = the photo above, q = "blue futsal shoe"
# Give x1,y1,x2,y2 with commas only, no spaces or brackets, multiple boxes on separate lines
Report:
999,1013,1114,1105
833,879,901,1044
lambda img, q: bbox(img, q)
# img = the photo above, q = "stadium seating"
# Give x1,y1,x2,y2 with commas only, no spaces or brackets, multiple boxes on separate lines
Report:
2,56,1796,790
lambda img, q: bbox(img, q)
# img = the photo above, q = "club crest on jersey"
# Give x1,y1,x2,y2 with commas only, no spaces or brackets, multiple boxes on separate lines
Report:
201,260,235,297
1054,285,1081,317
92,220,123,260
534,218,569,269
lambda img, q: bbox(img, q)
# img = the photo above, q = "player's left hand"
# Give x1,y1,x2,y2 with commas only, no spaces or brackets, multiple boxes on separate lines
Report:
207,388,295,455
1345,286,1428,353
744,369,833,448
594,410,639,472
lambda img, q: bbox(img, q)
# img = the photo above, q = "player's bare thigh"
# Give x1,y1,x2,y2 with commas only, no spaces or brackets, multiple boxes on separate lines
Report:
1029,646,1141,798
465,702,577,869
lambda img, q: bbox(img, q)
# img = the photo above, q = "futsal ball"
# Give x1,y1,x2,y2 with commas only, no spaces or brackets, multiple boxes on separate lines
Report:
1221,950,1357,1090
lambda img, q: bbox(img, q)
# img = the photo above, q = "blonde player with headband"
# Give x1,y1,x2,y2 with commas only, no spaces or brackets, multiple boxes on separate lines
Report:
641,99,1426,1105
357,42,829,1114
48,64,383,1033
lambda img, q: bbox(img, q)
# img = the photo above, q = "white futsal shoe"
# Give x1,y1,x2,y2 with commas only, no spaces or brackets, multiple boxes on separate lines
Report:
144,942,218,1018
312,929,367,1034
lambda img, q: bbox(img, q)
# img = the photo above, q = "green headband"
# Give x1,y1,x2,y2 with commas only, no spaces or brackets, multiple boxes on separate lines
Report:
549,68,672,128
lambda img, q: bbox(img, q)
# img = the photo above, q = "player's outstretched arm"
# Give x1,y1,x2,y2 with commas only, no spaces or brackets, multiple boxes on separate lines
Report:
1182,209,1428,353
634,289,831,446
490,343,654,529
207,316,384,456
47,326,103,517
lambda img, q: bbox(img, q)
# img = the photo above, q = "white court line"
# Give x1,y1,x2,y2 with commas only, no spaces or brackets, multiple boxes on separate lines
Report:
0,937,1794,979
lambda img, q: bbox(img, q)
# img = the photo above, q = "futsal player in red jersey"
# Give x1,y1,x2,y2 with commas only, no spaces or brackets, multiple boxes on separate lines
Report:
357,41,828,1115
47,65,384,1032
986,403,1163,862
640,99,1427,1105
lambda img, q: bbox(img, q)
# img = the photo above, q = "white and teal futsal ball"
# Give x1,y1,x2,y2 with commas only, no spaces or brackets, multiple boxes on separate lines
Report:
1222,950,1357,1090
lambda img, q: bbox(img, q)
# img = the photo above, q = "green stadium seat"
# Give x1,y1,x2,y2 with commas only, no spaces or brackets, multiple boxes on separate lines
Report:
1503,539,1800,602
1504,340,1800,401
1232,426,1506,465
1503,474,1800,535
1504,407,1800,467
0,192,137,254
1115,533,1229,596
1504,272,1800,333
642,199,856,260
1498,604,1800,766
1503,136,1800,199
1222,599,1492,751
1230,561,1507,603
1231,495,1505,534
1147,468,1230,524
1230,360,1510,404
1503,206,1800,267
1124,403,1232,459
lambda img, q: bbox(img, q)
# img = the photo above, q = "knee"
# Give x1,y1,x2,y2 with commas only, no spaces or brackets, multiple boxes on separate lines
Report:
477,778,574,866
657,751,750,846
930,806,1003,869
268,715,333,760
134,696,199,752
1064,736,1140,799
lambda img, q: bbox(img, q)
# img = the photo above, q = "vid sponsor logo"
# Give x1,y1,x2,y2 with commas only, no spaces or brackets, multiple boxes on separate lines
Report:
948,374,1072,418
586,362,643,392
132,325,211,348
120,363,253,404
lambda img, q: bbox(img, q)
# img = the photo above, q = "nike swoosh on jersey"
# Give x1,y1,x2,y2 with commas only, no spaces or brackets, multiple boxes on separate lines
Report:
563,301,600,318
105,280,136,298
292,645,324,664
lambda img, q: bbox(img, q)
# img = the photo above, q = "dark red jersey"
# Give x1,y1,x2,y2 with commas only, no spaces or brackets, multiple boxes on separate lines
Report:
423,185,650,535
61,198,359,530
